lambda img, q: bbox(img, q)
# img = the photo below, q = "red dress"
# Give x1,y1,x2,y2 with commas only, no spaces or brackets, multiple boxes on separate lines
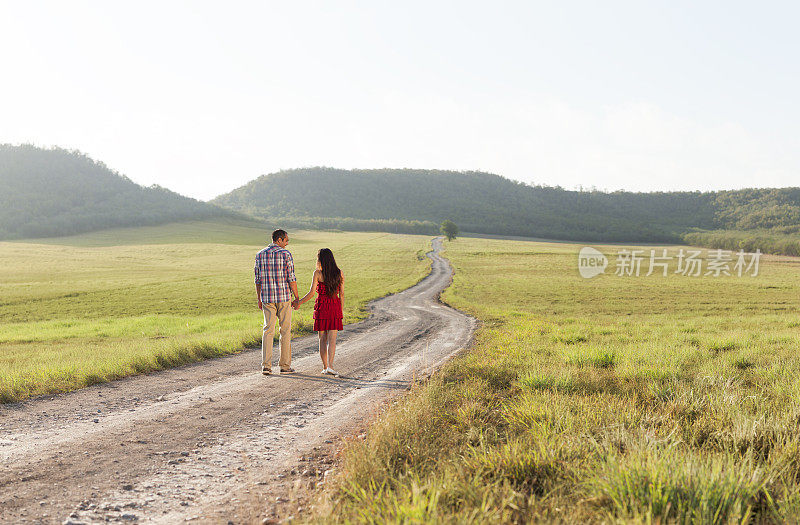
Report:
313,281,343,331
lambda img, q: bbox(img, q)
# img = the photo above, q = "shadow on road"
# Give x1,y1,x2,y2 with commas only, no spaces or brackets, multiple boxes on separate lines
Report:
272,372,412,390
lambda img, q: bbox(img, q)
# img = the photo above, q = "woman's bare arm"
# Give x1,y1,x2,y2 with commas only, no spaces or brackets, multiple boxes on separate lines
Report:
298,270,319,306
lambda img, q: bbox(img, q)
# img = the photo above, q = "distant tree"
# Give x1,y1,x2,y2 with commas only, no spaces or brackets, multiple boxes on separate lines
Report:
440,220,459,241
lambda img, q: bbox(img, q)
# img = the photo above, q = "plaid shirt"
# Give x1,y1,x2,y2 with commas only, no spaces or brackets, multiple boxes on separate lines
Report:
254,244,297,304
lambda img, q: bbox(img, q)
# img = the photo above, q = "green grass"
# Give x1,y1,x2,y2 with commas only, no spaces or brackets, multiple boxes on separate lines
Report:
9,217,275,247
0,219,432,403
314,238,800,523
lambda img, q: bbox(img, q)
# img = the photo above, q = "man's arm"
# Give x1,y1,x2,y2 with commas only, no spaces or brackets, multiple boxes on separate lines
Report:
254,256,263,310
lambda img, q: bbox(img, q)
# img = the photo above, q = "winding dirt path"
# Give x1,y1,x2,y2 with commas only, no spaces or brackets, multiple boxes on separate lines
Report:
0,237,475,524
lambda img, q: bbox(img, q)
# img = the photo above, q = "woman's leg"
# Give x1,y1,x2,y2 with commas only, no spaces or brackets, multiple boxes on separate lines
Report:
327,330,337,368
318,331,329,369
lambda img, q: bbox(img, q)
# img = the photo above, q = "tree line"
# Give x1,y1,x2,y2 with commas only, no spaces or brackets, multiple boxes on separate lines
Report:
5,148,800,256
213,166,800,252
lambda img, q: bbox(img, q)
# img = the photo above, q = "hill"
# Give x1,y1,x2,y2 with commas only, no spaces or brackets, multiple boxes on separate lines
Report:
212,167,800,246
0,144,236,240
212,168,703,242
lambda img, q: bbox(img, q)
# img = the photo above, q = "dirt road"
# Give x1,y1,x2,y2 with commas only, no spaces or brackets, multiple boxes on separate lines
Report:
0,237,475,524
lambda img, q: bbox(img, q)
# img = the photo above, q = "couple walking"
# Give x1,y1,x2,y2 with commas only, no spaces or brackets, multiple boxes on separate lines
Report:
254,229,344,377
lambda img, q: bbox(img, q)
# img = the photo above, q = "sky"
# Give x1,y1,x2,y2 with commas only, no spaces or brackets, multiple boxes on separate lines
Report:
1,1,799,201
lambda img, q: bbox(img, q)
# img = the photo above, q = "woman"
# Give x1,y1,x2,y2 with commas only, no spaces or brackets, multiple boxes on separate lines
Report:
297,248,344,376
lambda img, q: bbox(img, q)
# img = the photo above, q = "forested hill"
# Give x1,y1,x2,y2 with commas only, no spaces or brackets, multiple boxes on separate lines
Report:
0,145,235,240
211,167,800,243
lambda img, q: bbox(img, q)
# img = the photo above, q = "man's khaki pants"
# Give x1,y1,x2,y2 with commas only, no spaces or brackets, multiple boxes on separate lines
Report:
262,301,292,370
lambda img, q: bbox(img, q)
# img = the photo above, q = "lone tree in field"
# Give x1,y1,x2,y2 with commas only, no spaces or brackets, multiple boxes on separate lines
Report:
440,220,459,241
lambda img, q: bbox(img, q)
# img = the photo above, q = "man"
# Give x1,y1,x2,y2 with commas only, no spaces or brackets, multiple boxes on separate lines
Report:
254,229,300,375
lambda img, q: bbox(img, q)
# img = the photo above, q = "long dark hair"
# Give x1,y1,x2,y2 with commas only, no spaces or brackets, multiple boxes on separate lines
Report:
318,248,342,297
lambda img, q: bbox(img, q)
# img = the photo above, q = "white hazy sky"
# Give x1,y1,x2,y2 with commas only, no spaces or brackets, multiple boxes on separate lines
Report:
1,1,799,200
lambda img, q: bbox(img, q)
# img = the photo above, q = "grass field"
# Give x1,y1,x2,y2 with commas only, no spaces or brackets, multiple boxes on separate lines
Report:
316,237,800,523
0,218,432,403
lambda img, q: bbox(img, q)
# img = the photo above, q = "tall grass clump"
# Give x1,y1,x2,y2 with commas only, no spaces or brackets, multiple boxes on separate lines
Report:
587,448,778,523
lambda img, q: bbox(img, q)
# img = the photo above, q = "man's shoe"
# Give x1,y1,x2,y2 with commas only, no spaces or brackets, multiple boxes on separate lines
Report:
262,367,272,375
280,368,296,374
